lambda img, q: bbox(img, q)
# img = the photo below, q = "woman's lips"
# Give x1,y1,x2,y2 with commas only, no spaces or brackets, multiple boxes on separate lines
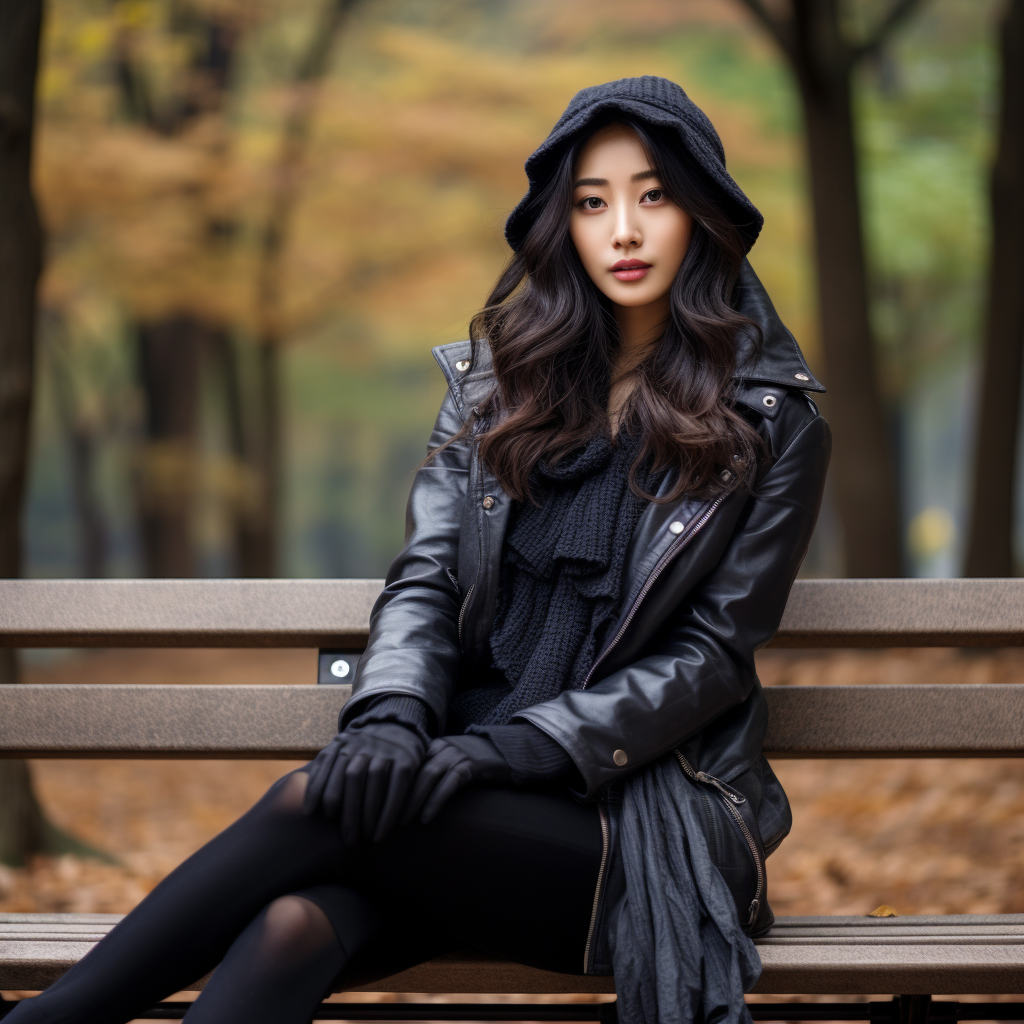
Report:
611,259,652,281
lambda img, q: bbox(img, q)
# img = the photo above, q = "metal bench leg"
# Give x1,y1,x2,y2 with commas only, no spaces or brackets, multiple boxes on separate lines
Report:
898,995,932,1024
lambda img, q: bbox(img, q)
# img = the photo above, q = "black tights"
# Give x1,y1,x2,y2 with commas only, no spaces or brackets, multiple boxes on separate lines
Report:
8,771,603,1024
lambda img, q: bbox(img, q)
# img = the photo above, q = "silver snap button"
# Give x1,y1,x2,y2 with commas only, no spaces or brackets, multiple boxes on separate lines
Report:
613,749,628,767
455,359,471,372
733,453,743,463
668,520,684,535
795,373,809,382
762,395,777,408
482,495,495,509
329,659,350,679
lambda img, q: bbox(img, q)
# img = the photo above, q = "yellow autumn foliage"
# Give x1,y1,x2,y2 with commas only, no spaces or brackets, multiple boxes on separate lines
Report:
35,0,816,362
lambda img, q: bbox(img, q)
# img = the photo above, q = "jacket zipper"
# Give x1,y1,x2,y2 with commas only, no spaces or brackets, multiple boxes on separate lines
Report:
583,801,610,974
580,493,728,971
458,432,487,652
675,749,763,928
581,494,725,691
457,583,475,646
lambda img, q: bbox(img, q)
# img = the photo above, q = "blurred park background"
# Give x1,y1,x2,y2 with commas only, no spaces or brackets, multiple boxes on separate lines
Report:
3,0,1024,956
7,0,1019,585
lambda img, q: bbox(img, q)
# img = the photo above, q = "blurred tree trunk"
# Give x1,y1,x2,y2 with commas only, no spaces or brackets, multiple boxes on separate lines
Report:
0,0,49,865
209,331,260,575
70,427,106,578
48,315,108,578
737,0,922,577
246,0,361,577
228,340,281,578
114,18,238,577
965,0,1024,577
134,315,203,577
112,2,357,578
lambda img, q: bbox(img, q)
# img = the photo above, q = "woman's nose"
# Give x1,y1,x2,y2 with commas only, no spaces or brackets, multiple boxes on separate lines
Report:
610,203,641,249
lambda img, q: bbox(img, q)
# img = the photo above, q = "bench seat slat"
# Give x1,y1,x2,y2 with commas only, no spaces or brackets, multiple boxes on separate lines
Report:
1,916,1021,996
0,914,122,923
764,915,1024,937
1,685,1022,759
760,937,1024,945
0,928,115,939
753,943,1024,994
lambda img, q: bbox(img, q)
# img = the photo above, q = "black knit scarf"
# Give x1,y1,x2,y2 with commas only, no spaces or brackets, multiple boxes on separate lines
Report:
451,432,656,728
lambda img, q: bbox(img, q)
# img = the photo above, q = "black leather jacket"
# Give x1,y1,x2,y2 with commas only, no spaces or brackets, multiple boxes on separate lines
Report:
342,261,831,972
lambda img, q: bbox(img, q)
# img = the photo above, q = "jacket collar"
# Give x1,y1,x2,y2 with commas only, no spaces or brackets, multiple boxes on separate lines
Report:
731,260,824,392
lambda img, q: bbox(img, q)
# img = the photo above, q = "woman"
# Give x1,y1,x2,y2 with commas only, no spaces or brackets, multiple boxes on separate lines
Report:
9,77,829,1024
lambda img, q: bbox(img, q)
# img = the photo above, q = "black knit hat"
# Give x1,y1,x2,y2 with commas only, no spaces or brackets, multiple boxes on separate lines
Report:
504,76,763,254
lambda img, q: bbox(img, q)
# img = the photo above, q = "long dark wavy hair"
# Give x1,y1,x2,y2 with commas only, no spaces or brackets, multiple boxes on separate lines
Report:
459,116,764,504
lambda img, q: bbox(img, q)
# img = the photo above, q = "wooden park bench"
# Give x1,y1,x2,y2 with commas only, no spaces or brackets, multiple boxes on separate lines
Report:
0,577,1022,1022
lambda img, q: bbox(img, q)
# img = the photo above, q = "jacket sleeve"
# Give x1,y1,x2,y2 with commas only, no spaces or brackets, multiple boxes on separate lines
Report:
340,389,470,730
515,408,831,798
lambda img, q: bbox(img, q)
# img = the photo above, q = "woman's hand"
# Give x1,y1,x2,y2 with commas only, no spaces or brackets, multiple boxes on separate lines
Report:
303,722,427,846
403,735,510,824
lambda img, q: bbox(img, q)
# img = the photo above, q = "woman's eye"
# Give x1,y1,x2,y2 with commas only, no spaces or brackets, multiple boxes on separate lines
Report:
579,196,605,210
642,188,664,203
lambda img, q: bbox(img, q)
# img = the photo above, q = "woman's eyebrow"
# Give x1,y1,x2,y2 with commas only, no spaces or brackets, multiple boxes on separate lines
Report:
572,169,659,188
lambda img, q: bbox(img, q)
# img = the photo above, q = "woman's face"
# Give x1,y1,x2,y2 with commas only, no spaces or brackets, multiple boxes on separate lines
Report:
569,124,692,311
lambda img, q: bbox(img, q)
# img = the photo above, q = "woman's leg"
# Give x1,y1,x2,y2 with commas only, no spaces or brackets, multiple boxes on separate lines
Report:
181,888,378,1024
147,784,605,1022
5,771,360,1024
348,785,604,974
8,779,603,1024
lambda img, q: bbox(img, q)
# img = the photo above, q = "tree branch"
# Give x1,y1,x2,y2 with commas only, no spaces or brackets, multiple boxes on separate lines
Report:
855,0,924,60
734,0,799,63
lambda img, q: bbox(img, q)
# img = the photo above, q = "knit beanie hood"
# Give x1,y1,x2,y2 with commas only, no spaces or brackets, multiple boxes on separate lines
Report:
504,76,763,255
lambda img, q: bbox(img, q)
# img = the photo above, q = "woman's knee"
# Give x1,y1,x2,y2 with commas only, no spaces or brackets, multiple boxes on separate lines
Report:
261,769,310,817
254,895,338,963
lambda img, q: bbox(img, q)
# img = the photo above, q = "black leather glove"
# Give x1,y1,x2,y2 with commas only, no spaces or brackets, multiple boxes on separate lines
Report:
303,722,427,846
404,734,511,825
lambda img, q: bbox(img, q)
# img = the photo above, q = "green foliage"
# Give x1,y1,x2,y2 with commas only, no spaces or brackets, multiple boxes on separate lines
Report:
858,0,998,391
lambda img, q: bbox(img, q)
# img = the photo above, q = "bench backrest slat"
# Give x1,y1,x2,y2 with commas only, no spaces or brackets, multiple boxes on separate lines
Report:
1,684,1020,759
4,578,1024,648
0,579,383,648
